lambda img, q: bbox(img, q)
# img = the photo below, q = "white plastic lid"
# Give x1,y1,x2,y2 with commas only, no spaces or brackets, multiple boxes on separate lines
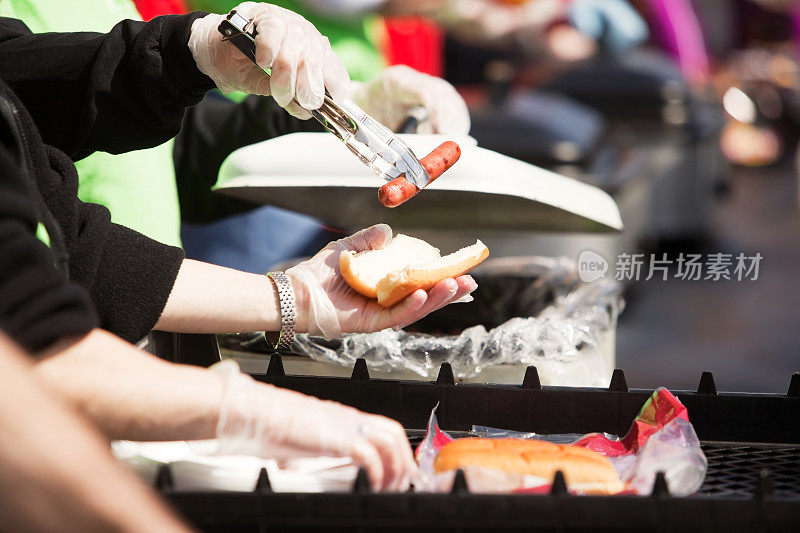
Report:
214,133,623,233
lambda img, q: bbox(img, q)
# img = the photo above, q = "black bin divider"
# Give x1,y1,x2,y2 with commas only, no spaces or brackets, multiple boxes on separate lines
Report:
164,483,800,531
252,356,800,443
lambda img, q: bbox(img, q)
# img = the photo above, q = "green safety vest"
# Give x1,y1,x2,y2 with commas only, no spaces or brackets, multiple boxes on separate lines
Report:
1,0,183,247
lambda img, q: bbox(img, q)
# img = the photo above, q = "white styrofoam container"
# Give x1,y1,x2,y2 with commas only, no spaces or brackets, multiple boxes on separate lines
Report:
112,441,357,493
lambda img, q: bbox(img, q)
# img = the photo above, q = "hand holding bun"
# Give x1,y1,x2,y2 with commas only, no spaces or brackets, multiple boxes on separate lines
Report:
340,234,489,307
286,225,478,339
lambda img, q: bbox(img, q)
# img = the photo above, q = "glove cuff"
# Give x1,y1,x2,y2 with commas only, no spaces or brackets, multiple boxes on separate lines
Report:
192,360,261,456
188,13,236,93
346,80,368,107
285,268,342,340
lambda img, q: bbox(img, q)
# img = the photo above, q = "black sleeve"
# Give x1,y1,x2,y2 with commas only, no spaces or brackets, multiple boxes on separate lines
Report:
174,93,324,224
0,143,98,353
87,221,184,343
0,14,215,161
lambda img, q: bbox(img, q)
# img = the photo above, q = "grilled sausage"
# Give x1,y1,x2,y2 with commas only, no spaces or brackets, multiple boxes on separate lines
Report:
378,141,461,208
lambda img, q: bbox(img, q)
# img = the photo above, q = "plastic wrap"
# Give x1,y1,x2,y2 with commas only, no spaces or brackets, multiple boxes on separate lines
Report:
291,256,622,385
415,388,708,496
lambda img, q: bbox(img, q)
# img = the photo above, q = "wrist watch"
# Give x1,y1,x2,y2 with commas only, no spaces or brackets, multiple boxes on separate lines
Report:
265,271,296,352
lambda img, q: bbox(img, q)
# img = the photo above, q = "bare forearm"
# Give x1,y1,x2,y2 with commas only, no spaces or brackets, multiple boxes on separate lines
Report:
34,329,224,441
0,333,191,533
155,259,282,334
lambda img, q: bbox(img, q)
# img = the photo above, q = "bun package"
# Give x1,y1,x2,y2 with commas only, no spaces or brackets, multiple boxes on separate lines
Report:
415,388,707,496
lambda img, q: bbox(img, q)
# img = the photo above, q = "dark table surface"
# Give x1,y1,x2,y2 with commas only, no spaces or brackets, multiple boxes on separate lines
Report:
616,155,800,393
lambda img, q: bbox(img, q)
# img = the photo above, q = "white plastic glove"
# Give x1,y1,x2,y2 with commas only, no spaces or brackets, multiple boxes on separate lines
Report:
188,2,351,118
350,65,470,135
286,224,478,339
211,359,416,491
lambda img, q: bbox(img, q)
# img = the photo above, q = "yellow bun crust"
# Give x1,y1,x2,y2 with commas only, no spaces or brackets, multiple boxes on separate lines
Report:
339,259,379,300
434,438,625,495
339,234,489,307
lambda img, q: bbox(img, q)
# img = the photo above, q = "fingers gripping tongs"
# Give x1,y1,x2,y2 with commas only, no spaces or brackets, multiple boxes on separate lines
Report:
218,10,431,187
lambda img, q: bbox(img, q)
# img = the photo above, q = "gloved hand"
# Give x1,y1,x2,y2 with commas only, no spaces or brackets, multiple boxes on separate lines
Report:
286,224,478,339
350,65,470,135
188,2,350,118
211,359,416,491
568,0,648,53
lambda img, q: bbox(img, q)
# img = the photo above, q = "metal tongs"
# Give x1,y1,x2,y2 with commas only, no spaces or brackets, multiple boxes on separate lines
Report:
218,10,431,188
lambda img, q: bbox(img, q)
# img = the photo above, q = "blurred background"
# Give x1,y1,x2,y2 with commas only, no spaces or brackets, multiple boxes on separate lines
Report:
419,0,800,393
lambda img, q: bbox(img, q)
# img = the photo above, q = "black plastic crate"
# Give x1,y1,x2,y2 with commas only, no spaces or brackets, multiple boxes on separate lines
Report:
160,357,800,531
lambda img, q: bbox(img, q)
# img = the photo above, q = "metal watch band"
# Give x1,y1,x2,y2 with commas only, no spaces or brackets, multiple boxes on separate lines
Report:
266,271,296,351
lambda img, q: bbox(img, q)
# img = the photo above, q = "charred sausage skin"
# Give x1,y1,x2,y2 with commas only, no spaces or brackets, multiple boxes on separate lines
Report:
378,141,461,207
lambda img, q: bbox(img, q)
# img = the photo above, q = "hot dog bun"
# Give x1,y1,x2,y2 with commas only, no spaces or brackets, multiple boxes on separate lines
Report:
434,438,625,495
339,234,489,307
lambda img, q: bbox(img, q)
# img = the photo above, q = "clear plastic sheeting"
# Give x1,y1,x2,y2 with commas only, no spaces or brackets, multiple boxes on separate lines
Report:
622,417,707,496
292,256,623,386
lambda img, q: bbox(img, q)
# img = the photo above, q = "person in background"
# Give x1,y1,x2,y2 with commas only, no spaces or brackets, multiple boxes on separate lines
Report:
0,3,474,489
0,332,193,533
